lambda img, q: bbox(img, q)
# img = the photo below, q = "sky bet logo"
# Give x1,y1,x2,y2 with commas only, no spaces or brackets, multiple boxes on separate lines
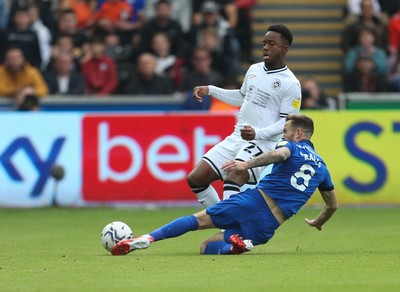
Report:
0,137,65,196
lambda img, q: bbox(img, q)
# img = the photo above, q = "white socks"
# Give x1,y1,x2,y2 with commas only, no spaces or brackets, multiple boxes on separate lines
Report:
223,180,241,200
192,185,220,208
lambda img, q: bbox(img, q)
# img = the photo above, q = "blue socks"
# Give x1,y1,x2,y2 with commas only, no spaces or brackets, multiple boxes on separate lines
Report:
203,241,232,255
149,215,199,242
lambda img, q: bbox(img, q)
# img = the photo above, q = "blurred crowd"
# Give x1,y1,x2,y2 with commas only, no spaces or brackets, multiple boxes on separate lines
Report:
0,0,257,109
2,0,400,112
341,0,400,93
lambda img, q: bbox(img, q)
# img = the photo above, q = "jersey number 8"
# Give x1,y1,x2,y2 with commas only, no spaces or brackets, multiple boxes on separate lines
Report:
290,164,315,191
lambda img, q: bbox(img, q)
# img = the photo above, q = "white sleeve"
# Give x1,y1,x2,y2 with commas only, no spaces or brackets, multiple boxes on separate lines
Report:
255,118,286,140
208,85,244,106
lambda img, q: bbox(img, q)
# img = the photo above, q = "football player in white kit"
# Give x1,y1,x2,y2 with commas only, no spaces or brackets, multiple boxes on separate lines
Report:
188,24,302,208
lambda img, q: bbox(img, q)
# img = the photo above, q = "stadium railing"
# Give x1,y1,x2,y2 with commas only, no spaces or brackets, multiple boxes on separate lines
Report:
337,93,400,110
0,93,186,112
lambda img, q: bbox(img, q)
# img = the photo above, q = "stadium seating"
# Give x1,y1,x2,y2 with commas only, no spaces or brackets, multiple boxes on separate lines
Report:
252,0,347,97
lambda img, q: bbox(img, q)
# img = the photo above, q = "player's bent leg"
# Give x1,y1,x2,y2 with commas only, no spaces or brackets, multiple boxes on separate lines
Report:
187,161,221,208
112,215,202,256
223,168,249,200
194,210,216,229
200,232,254,255
200,232,227,254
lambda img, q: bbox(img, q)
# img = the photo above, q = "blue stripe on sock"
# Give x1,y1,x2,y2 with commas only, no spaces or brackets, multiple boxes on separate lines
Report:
149,215,199,241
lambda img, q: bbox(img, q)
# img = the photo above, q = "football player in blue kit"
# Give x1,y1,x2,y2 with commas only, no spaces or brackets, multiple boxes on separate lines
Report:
112,114,338,256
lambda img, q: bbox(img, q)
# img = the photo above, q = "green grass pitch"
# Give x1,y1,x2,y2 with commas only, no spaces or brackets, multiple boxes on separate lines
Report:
1,206,399,291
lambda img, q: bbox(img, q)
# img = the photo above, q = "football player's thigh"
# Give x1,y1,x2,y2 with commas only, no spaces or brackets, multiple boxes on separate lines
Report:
202,140,239,179
235,141,274,184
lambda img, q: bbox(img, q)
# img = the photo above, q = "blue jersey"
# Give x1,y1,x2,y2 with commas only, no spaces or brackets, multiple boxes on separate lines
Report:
257,140,334,219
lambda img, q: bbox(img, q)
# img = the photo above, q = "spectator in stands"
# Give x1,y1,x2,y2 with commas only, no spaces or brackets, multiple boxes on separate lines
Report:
343,26,388,76
0,0,9,29
81,36,118,95
28,4,52,71
187,1,241,78
379,0,400,16
104,32,134,93
137,0,184,57
94,0,133,40
342,0,388,53
150,32,184,89
192,0,238,29
145,0,192,33
55,9,89,49
0,47,48,98
97,0,146,44
9,0,56,34
49,34,82,71
387,2,400,91
44,51,85,95
104,32,132,62
235,0,257,63
300,77,334,110
125,52,174,94
58,0,97,29
179,46,223,94
3,7,42,68
197,25,241,79
346,0,382,19
343,53,387,92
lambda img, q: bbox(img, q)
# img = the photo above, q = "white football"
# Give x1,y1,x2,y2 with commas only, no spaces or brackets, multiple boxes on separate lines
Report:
101,221,133,252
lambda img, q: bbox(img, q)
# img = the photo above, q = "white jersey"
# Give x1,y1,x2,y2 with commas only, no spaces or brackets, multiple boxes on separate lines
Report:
235,62,301,142
203,62,301,184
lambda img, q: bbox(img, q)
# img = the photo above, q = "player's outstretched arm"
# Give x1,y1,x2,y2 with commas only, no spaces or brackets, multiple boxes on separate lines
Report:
222,147,290,172
193,86,209,102
305,190,338,231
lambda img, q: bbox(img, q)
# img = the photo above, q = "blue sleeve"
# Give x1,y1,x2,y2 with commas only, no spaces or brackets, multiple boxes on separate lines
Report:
318,167,334,191
275,140,294,153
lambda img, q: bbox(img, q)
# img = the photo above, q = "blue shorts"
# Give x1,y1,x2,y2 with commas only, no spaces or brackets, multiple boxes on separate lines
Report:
206,188,280,245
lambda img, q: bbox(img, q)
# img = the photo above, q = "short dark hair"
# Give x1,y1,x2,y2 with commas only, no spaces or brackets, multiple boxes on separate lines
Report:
286,114,314,137
156,0,170,7
267,24,293,46
59,8,76,17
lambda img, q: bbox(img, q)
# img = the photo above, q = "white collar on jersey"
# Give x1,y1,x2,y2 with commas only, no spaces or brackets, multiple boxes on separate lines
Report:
263,65,288,74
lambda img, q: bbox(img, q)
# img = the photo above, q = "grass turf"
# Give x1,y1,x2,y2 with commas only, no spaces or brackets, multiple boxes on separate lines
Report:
0,206,399,291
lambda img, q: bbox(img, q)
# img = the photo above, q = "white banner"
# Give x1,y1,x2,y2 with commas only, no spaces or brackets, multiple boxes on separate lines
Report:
0,113,82,207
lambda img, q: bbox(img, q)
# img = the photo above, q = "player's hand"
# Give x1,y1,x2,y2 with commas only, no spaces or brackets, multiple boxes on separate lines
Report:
222,160,247,172
240,126,256,141
193,86,209,102
305,218,322,231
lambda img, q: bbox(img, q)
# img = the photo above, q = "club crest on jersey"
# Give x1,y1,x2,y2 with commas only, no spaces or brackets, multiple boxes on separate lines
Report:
272,81,281,90
245,85,255,100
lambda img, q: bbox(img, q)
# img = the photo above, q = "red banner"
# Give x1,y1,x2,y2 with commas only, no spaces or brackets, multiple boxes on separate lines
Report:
82,113,236,202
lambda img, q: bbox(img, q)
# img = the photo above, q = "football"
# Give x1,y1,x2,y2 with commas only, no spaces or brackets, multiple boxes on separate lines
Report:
101,221,133,252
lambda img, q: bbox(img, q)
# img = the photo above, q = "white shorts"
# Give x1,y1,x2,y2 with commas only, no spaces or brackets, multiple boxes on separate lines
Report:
202,134,278,185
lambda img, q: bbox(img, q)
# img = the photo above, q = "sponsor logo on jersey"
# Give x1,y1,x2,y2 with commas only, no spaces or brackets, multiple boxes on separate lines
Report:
293,97,301,109
277,141,288,147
